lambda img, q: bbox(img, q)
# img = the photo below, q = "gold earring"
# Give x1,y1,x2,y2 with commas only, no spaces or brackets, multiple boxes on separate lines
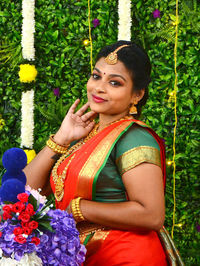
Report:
129,102,137,115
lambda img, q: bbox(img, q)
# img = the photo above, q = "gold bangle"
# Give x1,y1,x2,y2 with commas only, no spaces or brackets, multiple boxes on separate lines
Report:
46,134,69,154
71,197,86,223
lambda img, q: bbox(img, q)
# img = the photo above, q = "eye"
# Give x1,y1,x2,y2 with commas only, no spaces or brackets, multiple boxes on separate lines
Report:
92,73,100,80
110,80,121,86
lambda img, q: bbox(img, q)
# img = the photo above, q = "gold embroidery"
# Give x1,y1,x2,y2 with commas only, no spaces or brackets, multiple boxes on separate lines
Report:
77,222,110,256
116,146,161,175
76,121,132,199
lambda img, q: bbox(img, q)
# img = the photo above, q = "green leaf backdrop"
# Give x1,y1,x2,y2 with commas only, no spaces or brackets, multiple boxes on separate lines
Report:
0,0,199,264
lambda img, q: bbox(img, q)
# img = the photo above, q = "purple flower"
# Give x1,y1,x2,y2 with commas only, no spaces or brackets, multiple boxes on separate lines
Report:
197,223,200,232
153,9,161,18
53,88,60,97
92,18,100,28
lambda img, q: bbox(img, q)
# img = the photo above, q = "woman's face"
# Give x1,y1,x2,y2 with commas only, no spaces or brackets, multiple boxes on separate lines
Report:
87,57,139,117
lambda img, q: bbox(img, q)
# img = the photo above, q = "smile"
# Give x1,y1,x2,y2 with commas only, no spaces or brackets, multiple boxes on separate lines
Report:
92,94,107,103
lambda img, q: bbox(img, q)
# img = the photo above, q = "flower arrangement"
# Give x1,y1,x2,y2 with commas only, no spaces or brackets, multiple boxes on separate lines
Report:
21,90,34,149
0,190,86,265
0,148,86,265
118,0,132,41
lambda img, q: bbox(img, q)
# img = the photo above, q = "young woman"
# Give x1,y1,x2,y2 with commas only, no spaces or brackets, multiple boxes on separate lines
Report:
24,41,167,265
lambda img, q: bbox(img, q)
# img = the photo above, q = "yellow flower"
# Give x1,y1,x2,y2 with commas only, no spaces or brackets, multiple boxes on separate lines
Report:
0,116,5,130
19,64,37,83
24,149,36,164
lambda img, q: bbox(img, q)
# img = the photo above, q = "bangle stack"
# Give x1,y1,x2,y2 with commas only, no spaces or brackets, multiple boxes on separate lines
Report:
71,197,86,223
46,134,69,154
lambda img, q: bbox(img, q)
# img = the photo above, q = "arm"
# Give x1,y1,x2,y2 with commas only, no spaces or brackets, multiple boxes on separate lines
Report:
79,163,165,231
24,100,96,191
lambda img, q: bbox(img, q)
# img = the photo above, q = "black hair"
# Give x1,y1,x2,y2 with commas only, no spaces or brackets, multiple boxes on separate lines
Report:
96,40,151,118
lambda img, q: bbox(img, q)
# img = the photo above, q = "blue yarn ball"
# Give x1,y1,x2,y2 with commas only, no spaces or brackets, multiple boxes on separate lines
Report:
0,179,25,203
2,171,27,185
2,148,27,173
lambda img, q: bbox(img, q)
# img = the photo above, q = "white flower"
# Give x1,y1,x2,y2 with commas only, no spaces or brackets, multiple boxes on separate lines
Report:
20,90,34,149
25,185,47,204
0,252,42,266
118,0,132,41
21,0,35,60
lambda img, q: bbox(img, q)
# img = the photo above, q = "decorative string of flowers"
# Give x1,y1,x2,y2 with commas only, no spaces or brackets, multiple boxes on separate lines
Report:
20,90,34,149
118,0,132,41
21,0,35,60
20,0,36,151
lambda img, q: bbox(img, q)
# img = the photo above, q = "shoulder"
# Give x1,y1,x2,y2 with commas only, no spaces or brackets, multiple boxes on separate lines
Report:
115,124,161,175
116,124,160,158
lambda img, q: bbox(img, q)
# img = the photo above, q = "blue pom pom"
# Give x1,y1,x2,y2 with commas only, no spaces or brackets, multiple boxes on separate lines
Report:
2,171,27,185
0,179,25,203
2,148,27,173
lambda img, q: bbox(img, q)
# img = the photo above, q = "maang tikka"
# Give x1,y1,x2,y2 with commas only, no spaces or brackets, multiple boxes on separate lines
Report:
104,44,129,65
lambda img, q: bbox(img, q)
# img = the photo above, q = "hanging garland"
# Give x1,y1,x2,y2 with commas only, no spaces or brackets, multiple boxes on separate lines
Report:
21,0,35,60
20,0,36,158
118,0,132,41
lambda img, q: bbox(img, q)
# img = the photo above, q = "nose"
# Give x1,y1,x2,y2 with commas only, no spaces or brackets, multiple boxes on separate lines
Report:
95,81,106,94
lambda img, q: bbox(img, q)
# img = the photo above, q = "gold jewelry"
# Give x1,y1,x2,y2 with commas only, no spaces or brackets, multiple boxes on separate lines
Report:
71,197,85,223
52,116,132,201
129,102,138,115
46,135,70,154
104,44,129,65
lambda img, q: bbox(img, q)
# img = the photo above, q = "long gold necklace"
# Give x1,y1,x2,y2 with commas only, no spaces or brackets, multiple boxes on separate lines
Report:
52,115,132,201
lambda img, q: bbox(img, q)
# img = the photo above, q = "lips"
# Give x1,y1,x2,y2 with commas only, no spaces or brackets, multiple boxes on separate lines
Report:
92,94,107,103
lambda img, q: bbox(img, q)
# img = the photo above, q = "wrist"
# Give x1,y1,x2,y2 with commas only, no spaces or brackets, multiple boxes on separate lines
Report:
54,131,72,146
71,197,86,223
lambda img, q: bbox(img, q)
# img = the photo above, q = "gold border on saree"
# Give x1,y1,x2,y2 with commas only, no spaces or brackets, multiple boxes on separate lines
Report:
116,146,161,175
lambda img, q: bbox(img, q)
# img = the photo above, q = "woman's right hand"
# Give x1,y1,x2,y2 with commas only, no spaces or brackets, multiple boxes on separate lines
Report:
53,99,96,146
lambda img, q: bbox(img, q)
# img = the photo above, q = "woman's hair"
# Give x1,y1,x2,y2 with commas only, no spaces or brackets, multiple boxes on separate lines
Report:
96,40,152,118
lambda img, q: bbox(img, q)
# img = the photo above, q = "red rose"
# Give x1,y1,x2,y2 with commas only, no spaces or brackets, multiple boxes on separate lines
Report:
13,227,24,236
3,211,12,220
31,237,40,245
12,202,25,213
2,204,13,213
25,204,35,216
18,212,30,223
23,227,32,235
17,193,29,203
28,221,38,230
0,231,2,237
14,234,27,244
21,221,28,228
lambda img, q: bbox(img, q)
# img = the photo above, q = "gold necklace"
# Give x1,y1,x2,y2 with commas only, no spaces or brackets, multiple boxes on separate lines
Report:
52,115,132,201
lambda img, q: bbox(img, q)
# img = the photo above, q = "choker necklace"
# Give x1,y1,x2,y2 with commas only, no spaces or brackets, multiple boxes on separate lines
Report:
52,115,132,201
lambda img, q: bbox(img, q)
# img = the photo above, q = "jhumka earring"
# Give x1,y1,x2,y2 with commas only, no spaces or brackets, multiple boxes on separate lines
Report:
104,44,129,65
129,102,138,115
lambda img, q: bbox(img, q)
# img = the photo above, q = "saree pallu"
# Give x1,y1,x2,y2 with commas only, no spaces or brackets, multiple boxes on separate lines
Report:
50,119,168,265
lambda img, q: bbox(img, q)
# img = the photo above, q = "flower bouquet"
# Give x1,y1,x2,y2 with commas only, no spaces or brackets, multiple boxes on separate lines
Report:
0,148,86,265
0,188,86,265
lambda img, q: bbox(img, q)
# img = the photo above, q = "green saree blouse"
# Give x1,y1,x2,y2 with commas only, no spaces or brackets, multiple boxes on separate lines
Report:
95,125,161,203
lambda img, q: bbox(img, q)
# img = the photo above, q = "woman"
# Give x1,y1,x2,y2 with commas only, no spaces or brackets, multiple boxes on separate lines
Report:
24,40,167,265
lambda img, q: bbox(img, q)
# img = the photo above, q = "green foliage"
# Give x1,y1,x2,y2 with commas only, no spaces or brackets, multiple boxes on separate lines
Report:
0,0,199,264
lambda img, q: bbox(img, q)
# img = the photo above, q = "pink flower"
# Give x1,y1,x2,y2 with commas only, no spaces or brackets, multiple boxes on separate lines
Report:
153,9,161,18
25,185,47,204
53,88,60,97
92,19,100,28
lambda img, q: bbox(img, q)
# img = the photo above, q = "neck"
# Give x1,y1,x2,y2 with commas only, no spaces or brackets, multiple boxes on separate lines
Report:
98,112,130,131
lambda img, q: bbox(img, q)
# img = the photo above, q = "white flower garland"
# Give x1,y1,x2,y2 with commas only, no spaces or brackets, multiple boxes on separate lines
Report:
20,90,34,149
21,0,35,60
118,0,132,41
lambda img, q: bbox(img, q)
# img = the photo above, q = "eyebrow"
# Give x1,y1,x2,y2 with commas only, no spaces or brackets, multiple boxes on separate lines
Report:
94,67,126,82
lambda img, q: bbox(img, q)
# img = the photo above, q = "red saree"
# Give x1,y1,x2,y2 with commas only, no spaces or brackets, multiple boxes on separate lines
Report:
50,119,167,265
